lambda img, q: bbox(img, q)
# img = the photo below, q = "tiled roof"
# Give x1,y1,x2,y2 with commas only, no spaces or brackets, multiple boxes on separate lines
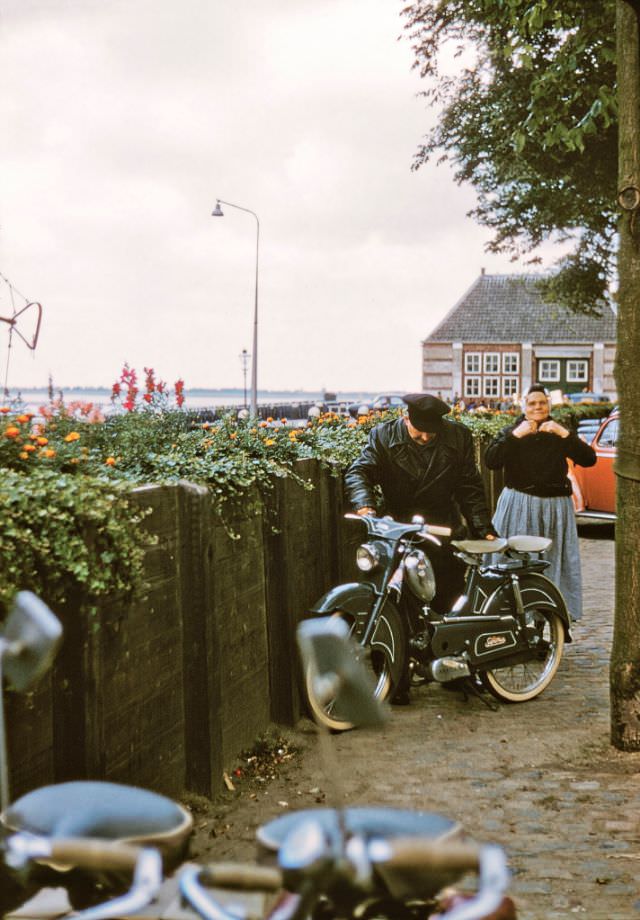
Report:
424,274,617,343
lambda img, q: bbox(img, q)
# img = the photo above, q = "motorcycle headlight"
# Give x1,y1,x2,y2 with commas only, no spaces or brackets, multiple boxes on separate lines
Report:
356,543,380,572
405,549,436,602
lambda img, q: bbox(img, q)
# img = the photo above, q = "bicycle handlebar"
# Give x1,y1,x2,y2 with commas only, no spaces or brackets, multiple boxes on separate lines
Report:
368,837,480,873
4,834,163,920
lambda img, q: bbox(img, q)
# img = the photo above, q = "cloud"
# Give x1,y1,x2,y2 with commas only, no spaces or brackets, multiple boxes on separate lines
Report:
0,0,554,393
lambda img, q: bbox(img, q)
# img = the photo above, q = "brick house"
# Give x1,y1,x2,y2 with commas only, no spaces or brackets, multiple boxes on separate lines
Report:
422,272,617,403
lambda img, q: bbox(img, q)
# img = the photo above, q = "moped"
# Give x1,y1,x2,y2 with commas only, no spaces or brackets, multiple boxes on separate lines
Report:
180,616,517,920
304,513,572,730
1,595,517,919
0,591,192,919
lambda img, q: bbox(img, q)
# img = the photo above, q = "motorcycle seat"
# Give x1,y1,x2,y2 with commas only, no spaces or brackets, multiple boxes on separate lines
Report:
451,538,507,555
507,535,552,553
1,781,192,868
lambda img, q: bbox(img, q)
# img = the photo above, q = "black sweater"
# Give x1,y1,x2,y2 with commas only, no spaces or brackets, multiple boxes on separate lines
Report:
484,416,596,497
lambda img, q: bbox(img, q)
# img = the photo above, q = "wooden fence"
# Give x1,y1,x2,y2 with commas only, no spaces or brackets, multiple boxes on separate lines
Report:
6,455,504,802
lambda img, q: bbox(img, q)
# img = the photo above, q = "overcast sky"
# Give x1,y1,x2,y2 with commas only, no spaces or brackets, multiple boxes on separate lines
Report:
0,0,558,394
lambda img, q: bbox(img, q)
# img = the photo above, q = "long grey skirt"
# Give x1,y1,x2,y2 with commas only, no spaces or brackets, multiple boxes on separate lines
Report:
492,487,583,621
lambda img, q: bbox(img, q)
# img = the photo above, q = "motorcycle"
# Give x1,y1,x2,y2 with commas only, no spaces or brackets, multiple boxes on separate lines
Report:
304,513,572,730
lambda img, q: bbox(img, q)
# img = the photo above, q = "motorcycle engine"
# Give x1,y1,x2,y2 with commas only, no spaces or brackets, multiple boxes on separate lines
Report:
404,549,436,603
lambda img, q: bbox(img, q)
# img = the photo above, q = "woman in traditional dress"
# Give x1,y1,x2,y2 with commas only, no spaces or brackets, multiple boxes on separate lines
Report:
484,384,596,621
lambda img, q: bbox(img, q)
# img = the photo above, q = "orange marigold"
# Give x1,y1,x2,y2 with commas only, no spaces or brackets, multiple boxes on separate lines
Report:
19,451,29,460
264,438,275,446
105,456,116,466
23,444,36,453
64,431,81,443
4,426,20,439
36,436,48,445
42,448,56,458
16,414,30,424
0,407,10,414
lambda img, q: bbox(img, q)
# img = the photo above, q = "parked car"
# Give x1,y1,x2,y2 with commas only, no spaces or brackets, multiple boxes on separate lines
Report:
349,393,406,418
566,391,609,405
569,409,618,520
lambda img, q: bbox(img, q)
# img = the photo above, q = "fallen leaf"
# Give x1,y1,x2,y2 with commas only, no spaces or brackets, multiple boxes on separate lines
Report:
223,772,236,792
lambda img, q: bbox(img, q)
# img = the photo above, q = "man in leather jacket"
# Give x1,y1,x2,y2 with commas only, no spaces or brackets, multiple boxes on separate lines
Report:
345,393,496,614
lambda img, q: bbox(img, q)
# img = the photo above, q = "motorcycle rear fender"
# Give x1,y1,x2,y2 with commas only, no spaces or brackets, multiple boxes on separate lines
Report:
308,582,376,616
481,572,572,642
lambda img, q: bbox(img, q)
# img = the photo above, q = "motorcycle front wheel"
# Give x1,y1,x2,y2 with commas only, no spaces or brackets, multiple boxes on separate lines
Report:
481,607,565,703
304,600,405,732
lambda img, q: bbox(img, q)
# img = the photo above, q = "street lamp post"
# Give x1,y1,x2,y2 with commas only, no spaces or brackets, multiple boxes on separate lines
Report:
239,348,250,408
212,199,260,418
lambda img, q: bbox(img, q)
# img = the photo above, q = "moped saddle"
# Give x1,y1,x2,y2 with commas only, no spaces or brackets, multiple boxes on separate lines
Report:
451,538,507,554
507,535,552,553
256,805,461,856
1,781,192,868
257,807,466,900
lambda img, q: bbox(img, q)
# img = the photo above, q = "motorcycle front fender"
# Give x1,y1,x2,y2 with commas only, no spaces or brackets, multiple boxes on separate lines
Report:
308,582,376,616
307,585,406,687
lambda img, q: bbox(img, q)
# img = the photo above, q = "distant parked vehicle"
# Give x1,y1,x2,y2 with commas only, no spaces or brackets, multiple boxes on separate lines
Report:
566,391,609,405
349,393,405,418
569,409,618,520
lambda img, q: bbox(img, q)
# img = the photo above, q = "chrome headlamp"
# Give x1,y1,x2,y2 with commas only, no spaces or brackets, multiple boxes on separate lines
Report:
356,543,381,572
404,549,436,602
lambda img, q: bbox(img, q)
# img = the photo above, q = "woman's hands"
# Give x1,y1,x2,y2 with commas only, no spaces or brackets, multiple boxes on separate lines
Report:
513,419,569,439
538,419,569,438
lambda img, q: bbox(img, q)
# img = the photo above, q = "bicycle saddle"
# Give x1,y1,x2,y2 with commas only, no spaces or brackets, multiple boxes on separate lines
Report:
1,781,192,868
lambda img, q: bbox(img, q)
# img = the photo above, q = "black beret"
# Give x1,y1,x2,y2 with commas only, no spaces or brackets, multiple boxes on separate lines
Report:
402,393,451,432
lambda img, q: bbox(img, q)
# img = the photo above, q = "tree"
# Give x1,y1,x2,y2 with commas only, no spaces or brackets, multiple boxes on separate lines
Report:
401,1,617,309
402,0,640,749
610,0,640,749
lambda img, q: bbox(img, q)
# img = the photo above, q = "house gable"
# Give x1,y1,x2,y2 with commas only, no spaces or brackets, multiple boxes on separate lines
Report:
422,274,617,402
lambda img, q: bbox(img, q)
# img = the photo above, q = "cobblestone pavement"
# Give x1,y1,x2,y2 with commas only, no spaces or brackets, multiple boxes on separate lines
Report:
194,522,640,920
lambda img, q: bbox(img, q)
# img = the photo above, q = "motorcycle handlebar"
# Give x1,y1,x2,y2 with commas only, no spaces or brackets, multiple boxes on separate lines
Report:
344,513,452,538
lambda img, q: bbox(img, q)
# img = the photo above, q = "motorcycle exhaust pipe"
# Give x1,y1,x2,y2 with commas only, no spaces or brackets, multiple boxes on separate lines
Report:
428,657,471,683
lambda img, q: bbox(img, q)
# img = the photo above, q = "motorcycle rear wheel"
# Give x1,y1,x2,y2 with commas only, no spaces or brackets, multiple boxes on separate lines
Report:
304,602,404,731
481,607,564,703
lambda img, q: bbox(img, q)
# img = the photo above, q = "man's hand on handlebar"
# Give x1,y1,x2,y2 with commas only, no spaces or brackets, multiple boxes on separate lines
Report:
356,507,376,516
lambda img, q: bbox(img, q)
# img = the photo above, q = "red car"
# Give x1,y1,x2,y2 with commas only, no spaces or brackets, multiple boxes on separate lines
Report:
569,410,618,520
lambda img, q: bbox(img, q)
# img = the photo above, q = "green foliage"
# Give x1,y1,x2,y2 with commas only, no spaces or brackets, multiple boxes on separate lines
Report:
3,399,609,613
401,0,617,308
0,466,150,617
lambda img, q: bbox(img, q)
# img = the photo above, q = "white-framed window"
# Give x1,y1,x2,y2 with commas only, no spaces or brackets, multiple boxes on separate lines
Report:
483,352,500,374
464,377,481,397
502,377,518,396
483,377,500,397
465,353,481,374
502,352,519,374
566,360,588,383
538,359,560,382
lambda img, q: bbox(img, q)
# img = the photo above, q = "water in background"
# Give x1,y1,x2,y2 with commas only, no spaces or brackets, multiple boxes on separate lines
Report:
8,389,375,414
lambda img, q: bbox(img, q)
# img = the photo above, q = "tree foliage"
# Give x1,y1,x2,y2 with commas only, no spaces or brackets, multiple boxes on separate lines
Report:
401,0,618,309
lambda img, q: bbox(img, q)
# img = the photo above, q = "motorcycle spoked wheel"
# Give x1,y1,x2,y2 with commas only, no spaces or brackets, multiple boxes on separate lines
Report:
304,601,405,732
481,606,565,702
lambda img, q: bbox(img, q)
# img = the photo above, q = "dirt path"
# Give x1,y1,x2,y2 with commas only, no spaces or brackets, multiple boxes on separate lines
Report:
191,523,640,919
